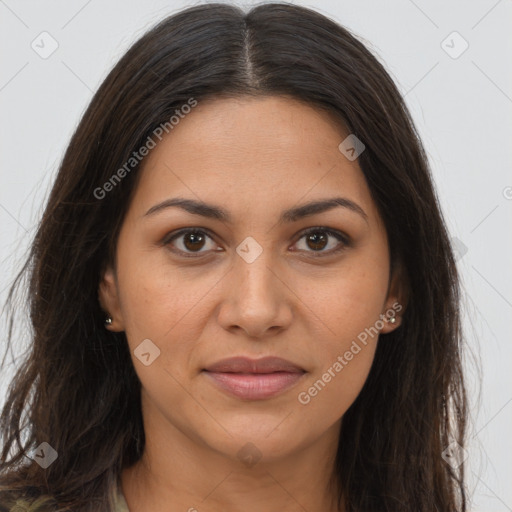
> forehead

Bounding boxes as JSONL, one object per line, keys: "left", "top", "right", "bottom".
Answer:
{"left": 148, "top": 95, "right": 350, "bottom": 164}
{"left": 129, "top": 96, "right": 377, "bottom": 223}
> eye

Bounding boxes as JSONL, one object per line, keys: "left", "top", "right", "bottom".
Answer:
{"left": 163, "top": 227, "right": 350, "bottom": 258}
{"left": 163, "top": 228, "right": 220, "bottom": 257}
{"left": 292, "top": 227, "right": 350, "bottom": 257}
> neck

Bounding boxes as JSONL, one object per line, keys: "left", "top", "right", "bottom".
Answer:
{"left": 121, "top": 409, "right": 343, "bottom": 512}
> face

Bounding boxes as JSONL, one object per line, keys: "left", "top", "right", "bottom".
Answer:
{"left": 99, "top": 95, "right": 403, "bottom": 465}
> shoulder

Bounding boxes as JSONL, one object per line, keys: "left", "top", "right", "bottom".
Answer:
{"left": 0, "top": 482, "right": 128, "bottom": 511}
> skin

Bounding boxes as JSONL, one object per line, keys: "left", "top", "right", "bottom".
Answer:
{"left": 99, "top": 96, "right": 405, "bottom": 512}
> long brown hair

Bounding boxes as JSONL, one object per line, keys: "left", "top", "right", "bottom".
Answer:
{"left": 0, "top": 3, "right": 467, "bottom": 510}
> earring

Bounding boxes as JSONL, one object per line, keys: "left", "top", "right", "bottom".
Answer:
{"left": 105, "top": 315, "right": 113, "bottom": 326}
{"left": 385, "top": 315, "right": 397, "bottom": 324}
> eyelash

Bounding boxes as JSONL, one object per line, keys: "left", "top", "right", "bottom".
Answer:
{"left": 162, "top": 226, "right": 350, "bottom": 259}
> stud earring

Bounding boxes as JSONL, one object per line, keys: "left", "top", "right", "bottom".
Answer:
{"left": 389, "top": 316, "right": 396, "bottom": 324}
{"left": 105, "top": 315, "right": 113, "bottom": 326}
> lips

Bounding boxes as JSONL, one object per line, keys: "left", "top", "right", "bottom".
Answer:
{"left": 203, "top": 356, "right": 305, "bottom": 374}
{"left": 202, "top": 356, "right": 306, "bottom": 400}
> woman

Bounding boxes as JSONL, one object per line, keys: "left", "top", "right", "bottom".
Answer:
{"left": 0, "top": 2, "right": 467, "bottom": 511}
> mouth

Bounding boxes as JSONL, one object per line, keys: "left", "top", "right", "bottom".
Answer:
{"left": 202, "top": 356, "right": 306, "bottom": 400}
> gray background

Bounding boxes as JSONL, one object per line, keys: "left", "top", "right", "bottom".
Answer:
{"left": 1, "top": 1, "right": 511, "bottom": 510}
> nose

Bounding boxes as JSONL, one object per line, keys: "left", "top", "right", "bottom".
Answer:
{"left": 216, "top": 247, "right": 293, "bottom": 339}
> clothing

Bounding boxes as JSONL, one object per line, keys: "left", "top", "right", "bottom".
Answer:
{"left": 1, "top": 484, "right": 130, "bottom": 511}
{"left": 1, "top": 495, "right": 57, "bottom": 511}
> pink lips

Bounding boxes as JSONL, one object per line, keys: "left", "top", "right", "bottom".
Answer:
{"left": 202, "top": 356, "right": 306, "bottom": 400}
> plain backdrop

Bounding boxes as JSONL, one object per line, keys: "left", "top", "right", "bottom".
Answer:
{"left": 1, "top": 1, "right": 511, "bottom": 510}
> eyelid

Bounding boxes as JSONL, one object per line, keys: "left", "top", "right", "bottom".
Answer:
{"left": 162, "top": 226, "right": 351, "bottom": 257}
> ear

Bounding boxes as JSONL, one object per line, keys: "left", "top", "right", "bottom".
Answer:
{"left": 379, "top": 260, "right": 408, "bottom": 335}
{"left": 98, "top": 264, "right": 125, "bottom": 332}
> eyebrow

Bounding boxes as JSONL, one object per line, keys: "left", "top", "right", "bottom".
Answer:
{"left": 143, "top": 196, "right": 368, "bottom": 224}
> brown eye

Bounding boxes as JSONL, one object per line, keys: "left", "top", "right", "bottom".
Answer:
{"left": 182, "top": 231, "right": 206, "bottom": 251}
{"left": 305, "top": 231, "right": 328, "bottom": 251}
{"left": 294, "top": 228, "right": 349, "bottom": 256}
{"left": 163, "top": 226, "right": 349, "bottom": 259}
{"left": 164, "top": 229, "right": 218, "bottom": 256}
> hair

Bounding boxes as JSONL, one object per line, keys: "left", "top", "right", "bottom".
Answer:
{"left": 0, "top": 2, "right": 467, "bottom": 511}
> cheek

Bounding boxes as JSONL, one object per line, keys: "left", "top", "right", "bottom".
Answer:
{"left": 296, "top": 292, "right": 381, "bottom": 421}
{"left": 296, "top": 347, "right": 377, "bottom": 425}
{"left": 115, "top": 242, "right": 216, "bottom": 342}
{"left": 293, "top": 258, "right": 387, "bottom": 415}
{"left": 303, "top": 258, "right": 389, "bottom": 341}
